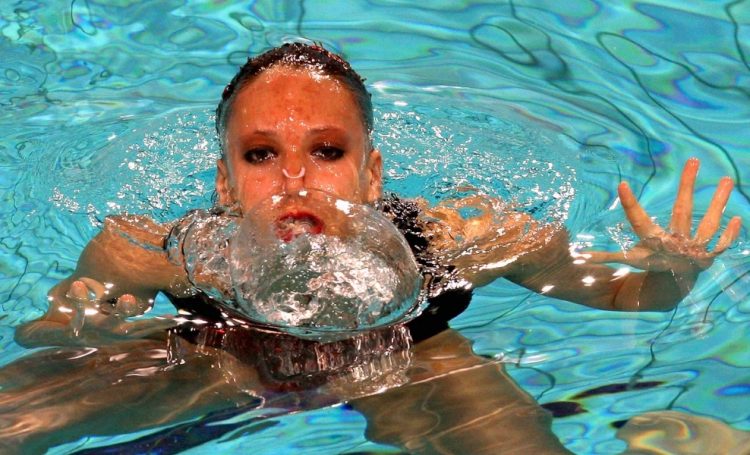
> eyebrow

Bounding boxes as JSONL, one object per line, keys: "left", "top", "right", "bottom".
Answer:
{"left": 237, "top": 130, "right": 274, "bottom": 139}
{"left": 235, "top": 126, "right": 351, "bottom": 141}
{"left": 308, "top": 126, "right": 350, "bottom": 136}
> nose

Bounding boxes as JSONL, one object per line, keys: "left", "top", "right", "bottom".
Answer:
{"left": 282, "top": 167, "right": 305, "bottom": 179}
{"left": 281, "top": 153, "right": 306, "bottom": 193}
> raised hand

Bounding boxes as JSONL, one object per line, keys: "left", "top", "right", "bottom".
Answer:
{"left": 589, "top": 158, "right": 742, "bottom": 276}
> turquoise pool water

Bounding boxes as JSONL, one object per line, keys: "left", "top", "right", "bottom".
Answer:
{"left": 1, "top": 1, "right": 749, "bottom": 453}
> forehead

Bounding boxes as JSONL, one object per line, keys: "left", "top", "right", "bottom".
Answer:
{"left": 228, "top": 66, "right": 362, "bottom": 127}
{"left": 247, "top": 65, "right": 344, "bottom": 95}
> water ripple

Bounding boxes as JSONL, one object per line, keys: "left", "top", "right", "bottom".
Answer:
{"left": 1, "top": 1, "right": 749, "bottom": 452}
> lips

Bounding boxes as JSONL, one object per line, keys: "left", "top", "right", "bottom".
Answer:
{"left": 275, "top": 210, "right": 325, "bottom": 241}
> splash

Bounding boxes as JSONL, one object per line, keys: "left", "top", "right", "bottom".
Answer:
{"left": 169, "top": 190, "right": 424, "bottom": 340}
{"left": 229, "top": 190, "right": 424, "bottom": 339}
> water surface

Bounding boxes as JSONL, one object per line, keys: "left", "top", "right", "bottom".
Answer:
{"left": 1, "top": 1, "right": 749, "bottom": 453}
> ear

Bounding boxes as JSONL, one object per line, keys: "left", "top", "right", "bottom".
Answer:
{"left": 215, "top": 158, "right": 234, "bottom": 206}
{"left": 365, "top": 149, "right": 383, "bottom": 203}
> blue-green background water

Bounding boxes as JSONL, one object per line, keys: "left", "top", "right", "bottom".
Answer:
{"left": 1, "top": 1, "right": 749, "bottom": 453}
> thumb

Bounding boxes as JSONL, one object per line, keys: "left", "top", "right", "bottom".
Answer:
{"left": 114, "top": 294, "right": 153, "bottom": 318}
{"left": 65, "top": 280, "right": 90, "bottom": 336}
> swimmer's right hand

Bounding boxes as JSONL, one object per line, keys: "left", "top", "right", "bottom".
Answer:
{"left": 15, "top": 277, "right": 176, "bottom": 348}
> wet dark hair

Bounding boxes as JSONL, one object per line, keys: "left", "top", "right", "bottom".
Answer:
{"left": 215, "top": 43, "right": 373, "bottom": 153}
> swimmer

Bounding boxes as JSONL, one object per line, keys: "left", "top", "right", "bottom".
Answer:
{"left": 9, "top": 43, "right": 743, "bottom": 453}
{"left": 16, "top": 43, "right": 742, "bottom": 344}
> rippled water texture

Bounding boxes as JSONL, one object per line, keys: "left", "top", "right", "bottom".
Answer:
{"left": 1, "top": 1, "right": 749, "bottom": 454}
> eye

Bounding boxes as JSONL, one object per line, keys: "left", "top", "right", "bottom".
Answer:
{"left": 243, "top": 147, "right": 276, "bottom": 164}
{"left": 312, "top": 146, "right": 345, "bottom": 161}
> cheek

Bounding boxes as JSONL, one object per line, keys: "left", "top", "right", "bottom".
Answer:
{"left": 309, "top": 161, "right": 364, "bottom": 196}
{"left": 233, "top": 168, "right": 282, "bottom": 207}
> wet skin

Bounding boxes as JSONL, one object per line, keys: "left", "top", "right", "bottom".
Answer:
{"left": 0, "top": 329, "right": 571, "bottom": 454}
{"left": 10, "top": 65, "right": 743, "bottom": 453}
{"left": 16, "top": 67, "right": 743, "bottom": 346}
{"left": 5, "top": 66, "right": 572, "bottom": 454}
{"left": 215, "top": 65, "right": 382, "bottom": 213}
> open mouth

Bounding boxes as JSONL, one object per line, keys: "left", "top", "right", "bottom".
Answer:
{"left": 275, "top": 211, "right": 325, "bottom": 241}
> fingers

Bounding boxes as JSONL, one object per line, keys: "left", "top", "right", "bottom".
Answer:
{"left": 115, "top": 294, "right": 151, "bottom": 318}
{"left": 713, "top": 216, "right": 742, "bottom": 254}
{"left": 619, "top": 182, "right": 663, "bottom": 239}
{"left": 695, "top": 176, "right": 734, "bottom": 243}
{"left": 67, "top": 277, "right": 107, "bottom": 302}
{"left": 65, "top": 281, "right": 89, "bottom": 336}
{"left": 78, "top": 277, "right": 106, "bottom": 300}
{"left": 669, "top": 157, "right": 699, "bottom": 236}
{"left": 67, "top": 280, "right": 90, "bottom": 301}
{"left": 67, "top": 279, "right": 150, "bottom": 319}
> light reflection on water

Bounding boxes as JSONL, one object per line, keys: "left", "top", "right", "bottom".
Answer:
{"left": 1, "top": 1, "right": 749, "bottom": 453}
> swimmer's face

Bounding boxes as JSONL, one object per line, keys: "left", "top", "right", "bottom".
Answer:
{"left": 216, "top": 65, "right": 382, "bottom": 213}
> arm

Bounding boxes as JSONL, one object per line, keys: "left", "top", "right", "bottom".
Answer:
{"left": 503, "top": 229, "right": 695, "bottom": 312}
{"left": 15, "top": 215, "right": 191, "bottom": 347}
{"left": 509, "top": 159, "right": 740, "bottom": 311}
{"left": 424, "top": 159, "right": 741, "bottom": 311}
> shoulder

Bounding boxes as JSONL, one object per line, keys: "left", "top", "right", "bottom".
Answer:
{"left": 414, "top": 196, "right": 562, "bottom": 283}
{"left": 79, "top": 213, "right": 190, "bottom": 293}
{"left": 100, "top": 214, "right": 173, "bottom": 248}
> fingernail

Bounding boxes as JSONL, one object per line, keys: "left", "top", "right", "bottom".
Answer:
{"left": 118, "top": 294, "right": 136, "bottom": 305}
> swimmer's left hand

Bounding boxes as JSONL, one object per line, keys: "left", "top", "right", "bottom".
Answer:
{"left": 15, "top": 278, "right": 176, "bottom": 348}
{"left": 587, "top": 158, "right": 742, "bottom": 275}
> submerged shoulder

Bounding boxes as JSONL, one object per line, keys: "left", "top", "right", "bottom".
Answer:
{"left": 100, "top": 214, "right": 173, "bottom": 248}
{"left": 79, "top": 214, "right": 187, "bottom": 292}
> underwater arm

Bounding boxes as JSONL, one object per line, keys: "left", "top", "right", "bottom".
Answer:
{"left": 15, "top": 215, "right": 189, "bottom": 347}
{"left": 503, "top": 229, "right": 688, "bottom": 311}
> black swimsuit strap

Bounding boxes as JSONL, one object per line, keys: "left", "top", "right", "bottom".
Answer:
{"left": 377, "top": 193, "right": 472, "bottom": 341}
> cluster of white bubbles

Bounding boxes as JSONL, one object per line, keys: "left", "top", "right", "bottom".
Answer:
{"left": 217, "top": 190, "right": 424, "bottom": 340}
